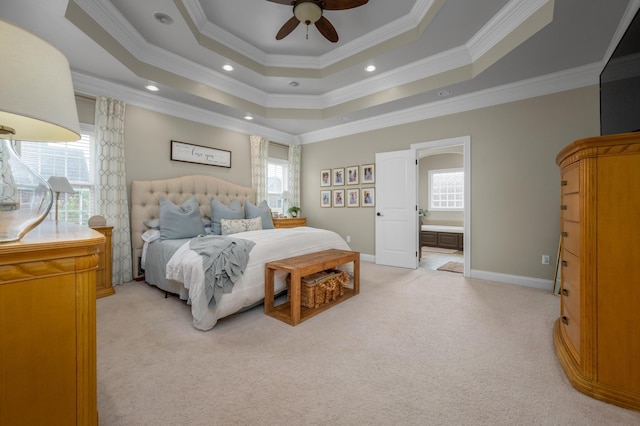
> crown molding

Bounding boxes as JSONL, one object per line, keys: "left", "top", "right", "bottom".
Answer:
{"left": 72, "top": 60, "right": 601, "bottom": 147}
{"left": 296, "top": 61, "right": 602, "bottom": 144}
{"left": 71, "top": 72, "right": 297, "bottom": 145}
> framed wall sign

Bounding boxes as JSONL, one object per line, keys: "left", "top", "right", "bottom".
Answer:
{"left": 170, "top": 140, "right": 231, "bottom": 168}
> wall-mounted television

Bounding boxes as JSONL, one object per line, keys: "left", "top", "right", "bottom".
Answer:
{"left": 600, "top": 8, "right": 640, "bottom": 135}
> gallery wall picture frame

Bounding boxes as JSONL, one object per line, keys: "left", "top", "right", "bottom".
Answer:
{"left": 332, "top": 168, "right": 345, "bottom": 186}
{"left": 361, "top": 164, "right": 375, "bottom": 183}
{"left": 333, "top": 189, "right": 345, "bottom": 207}
{"left": 170, "top": 140, "right": 231, "bottom": 168}
{"left": 346, "top": 165, "right": 359, "bottom": 185}
{"left": 320, "top": 190, "right": 332, "bottom": 207}
{"left": 320, "top": 169, "right": 331, "bottom": 187}
{"left": 361, "top": 187, "right": 375, "bottom": 207}
{"left": 346, "top": 188, "right": 360, "bottom": 207}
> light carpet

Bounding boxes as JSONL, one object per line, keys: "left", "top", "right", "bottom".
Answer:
{"left": 96, "top": 262, "right": 640, "bottom": 425}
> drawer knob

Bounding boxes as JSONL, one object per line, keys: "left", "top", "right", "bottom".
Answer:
{"left": 561, "top": 180, "right": 568, "bottom": 186}
{"left": 560, "top": 205, "right": 568, "bottom": 210}
{"left": 561, "top": 288, "right": 569, "bottom": 296}
{"left": 561, "top": 316, "right": 569, "bottom": 325}
{"left": 561, "top": 260, "right": 568, "bottom": 267}
{"left": 562, "top": 232, "right": 568, "bottom": 237}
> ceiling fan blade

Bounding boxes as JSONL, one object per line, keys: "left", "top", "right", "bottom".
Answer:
{"left": 276, "top": 16, "right": 301, "bottom": 40}
{"left": 315, "top": 16, "right": 338, "bottom": 42}
{"left": 323, "top": 0, "right": 368, "bottom": 10}
{"left": 266, "top": 0, "right": 294, "bottom": 5}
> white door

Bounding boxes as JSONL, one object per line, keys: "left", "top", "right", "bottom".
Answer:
{"left": 375, "top": 150, "right": 417, "bottom": 268}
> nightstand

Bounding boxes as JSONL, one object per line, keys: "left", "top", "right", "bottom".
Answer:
{"left": 91, "top": 225, "right": 115, "bottom": 298}
{"left": 272, "top": 217, "right": 307, "bottom": 228}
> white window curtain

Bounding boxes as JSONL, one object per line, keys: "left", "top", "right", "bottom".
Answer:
{"left": 250, "top": 135, "right": 269, "bottom": 202}
{"left": 288, "top": 144, "right": 301, "bottom": 208}
{"left": 95, "top": 96, "right": 133, "bottom": 285}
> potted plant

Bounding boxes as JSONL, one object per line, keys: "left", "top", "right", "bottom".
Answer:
{"left": 287, "top": 206, "right": 301, "bottom": 218}
{"left": 419, "top": 208, "right": 429, "bottom": 224}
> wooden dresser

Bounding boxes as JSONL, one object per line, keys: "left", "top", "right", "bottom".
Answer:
{"left": 0, "top": 221, "right": 102, "bottom": 425}
{"left": 553, "top": 132, "right": 640, "bottom": 411}
{"left": 272, "top": 217, "right": 306, "bottom": 228}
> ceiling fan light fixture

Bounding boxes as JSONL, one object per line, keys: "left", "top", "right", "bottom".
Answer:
{"left": 294, "top": 2, "right": 323, "bottom": 25}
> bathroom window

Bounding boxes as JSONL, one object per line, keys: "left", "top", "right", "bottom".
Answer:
{"left": 429, "top": 168, "right": 464, "bottom": 211}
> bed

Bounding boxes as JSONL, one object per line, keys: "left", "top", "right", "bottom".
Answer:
{"left": 130, "top": 175, "right": 352, "bottom": 330}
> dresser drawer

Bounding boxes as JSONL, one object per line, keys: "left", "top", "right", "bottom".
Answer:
{"left": 562, "top": 193, "right": 580, "bottom": 222}
{"left": 562, "top": 220, "right": 580, "bottom": 257}
{"left": 561, "top": 164, "right": 580, "bottom": 194}
{"left": 561, "top": 250, "right": 581, "bottom": 319}
{"left": 561, "top": 305, "right": 581, "bottom": 360}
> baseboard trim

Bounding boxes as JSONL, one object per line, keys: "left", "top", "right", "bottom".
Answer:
{"left": 365, "top": 255, "right": 553, "bottom": 291}
{"left": 470, "top": 269, "right": 553, "bottom": 291}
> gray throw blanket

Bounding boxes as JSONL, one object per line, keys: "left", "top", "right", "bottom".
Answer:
{"left": 189, "top": 235, "right": 256, "bottom": 305}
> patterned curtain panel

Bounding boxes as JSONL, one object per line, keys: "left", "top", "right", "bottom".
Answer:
{"left": 288, "top": 144, "right": 301, "bottom": 208}
{"left": 95, "top": 96, "right": 133, "bottom": 285}
{"left": 249, "top": 135, "right": 269, "bottom": 202}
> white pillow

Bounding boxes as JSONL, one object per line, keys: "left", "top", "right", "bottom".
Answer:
{"left": 220, "top": 217, "right": 262, "bottom": 235}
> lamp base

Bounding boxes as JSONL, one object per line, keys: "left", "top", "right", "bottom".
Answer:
{"left": 0, "top": 138, "right": 53, "bottom": 242}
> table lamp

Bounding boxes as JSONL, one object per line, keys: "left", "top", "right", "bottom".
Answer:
{"left": 282, "top": 190, "right": 291, "bottom": 217}
{"left": 47, "top": 176, "right": 76, "bottom": 222}
{"left": 0, "top": 19, "right": 81, "bottom": 242}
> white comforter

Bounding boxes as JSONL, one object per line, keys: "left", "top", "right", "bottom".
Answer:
{"left": 166, "top": 227, "right": 352, "bottom": 330}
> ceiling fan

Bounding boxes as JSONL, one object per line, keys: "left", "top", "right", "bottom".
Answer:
{"left": 268, "top": 0, "right": 369, "bottom": 43}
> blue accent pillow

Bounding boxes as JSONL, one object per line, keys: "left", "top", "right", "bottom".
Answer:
{"left": 245, "top": 200, "right": 274, "bottom": 229}
{"left": 210, "top": 198, "right": 244, "bottom": 235}
{"left": 159, "top": 196, "right": 205, "bottom": 240}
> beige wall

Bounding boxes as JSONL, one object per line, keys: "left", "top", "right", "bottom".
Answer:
{"left": 77, "top": 85, "right": 599, "bottom": 281}
{"left": 123, "top": 106, "right": 253, "bottom": 188}
{"left": 301, "top": 85, "right": 600, "bottom": 279}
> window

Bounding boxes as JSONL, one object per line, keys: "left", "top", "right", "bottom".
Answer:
{"left": 18, "top": 124, "right": 95, "bottom": 225}
{"left": 429, "top": 168, "right": 464, "bottom": 211}
{"left": 266, "top": 158, "right": 289, "bottom": 215}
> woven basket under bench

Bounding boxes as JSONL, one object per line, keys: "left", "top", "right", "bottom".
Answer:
{"left": 287, "top": 269, "right": 350, "bottom": 309}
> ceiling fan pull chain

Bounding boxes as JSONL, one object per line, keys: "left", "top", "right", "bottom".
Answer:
{"left": 306, "top": 25, "right": 309, "bottom": 39}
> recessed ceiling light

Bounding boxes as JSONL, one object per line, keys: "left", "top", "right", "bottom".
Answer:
{"left": 438, "top": 89, "right": 453, "bottom": 97}
{"left": 222, "top": 64, "right": 234, "bottom": 72}
{"left": 244, "top": 115, "right": 253, "bottom": 120}
{"left": 365, "top": 65, "right": 376, "bottom": 72}
{"left": 153, "top": 12, "right": 174, "bottom": 25}
{"left": 145, "top": 84, "right": 159, "bottom": 92}
{"left": 289, "top": 81, "right": 300, "bottom": 87}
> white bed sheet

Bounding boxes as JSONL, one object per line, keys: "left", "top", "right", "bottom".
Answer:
{"left": 166, "top": 226, "right": 352, "bottom": 330}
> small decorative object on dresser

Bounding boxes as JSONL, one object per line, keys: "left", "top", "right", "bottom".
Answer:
{"left": 287, "top": 205, "right": 300, "bottom": 217}
{"left": 553, "top": 132, "right": 640, "bottom": 411}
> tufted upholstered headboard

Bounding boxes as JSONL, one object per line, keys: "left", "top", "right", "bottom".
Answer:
{"left": 130, "top": 175, "right": 256, "bottom": 279}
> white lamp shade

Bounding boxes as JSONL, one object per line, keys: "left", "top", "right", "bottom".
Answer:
{"left": 0, "top": 19, "right": 80, "bottom": 142}
{"left": 47, "top": 176, "right": 75, "bottom": 194}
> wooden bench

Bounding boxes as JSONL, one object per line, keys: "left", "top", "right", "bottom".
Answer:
{"left": 264, "top": 249, "right": 360, "bottom": 326}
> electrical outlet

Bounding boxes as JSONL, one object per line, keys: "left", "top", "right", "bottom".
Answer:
{"left": 346, "top": 236, "right": 351, "bottom": 243}
{"left": 542, "top": 255, "right": 550, "bottom": 265}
